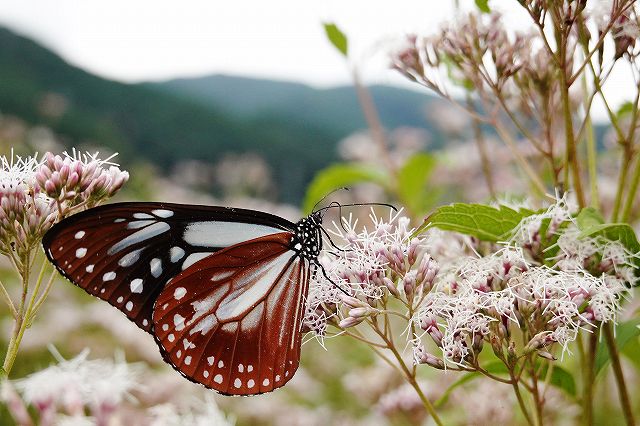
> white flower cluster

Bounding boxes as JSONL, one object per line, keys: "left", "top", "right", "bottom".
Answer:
{"left": 13, "top": 349, "right": 142, "bottom": 415}
{"left": 304, "top": 209, "right": 438, "bottom": 336}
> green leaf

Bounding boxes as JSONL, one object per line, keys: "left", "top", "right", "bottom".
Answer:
{"left": 595, "top": 318, "right": 640, "bottom": 375}
{"left": 417, "top": 203, "right": 533, "bottom": 241}
{"left": 548, "top": 366, "right": 577, "bottom": 397}
{"left": 302, "top": 163, "right": 388, "bottom": 213}
{"left": 616, "top": 101, "right": 634, "bottom": 119}
{"left": 578, "top": 222, "right": 640, "bottom": 270}
{"left": 323, "top": 23, "right": 348, "bottom": 57}
{"left": 397, "top": 153, "right": 438, "bottom": 215}
{"left": 576, "top": 207, "right": 605, "bottom": 230}
{"left": 475, "top": 0, "right": 491, "bottom": 13}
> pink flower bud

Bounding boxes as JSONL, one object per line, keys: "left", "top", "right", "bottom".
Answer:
{"left": 339, "top": 294, "right": 364, "bottom": 309}
{"left": 339, "top": 316, "right": 364, "bottom": 329}
{"left": 348, "top": 307, "right": 370, "bottom": 318}
{"left": 383, "top": 277, "right": 399, "bottom": 297}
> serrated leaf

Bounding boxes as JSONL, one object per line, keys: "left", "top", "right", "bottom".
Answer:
{"left": 397, "top": 153, "right": 438, "bottom": 215}
{"left": 475, "top": 0, "right": 491, "bottom": 13}
{"left": 323, "top": 23, "right": 348, "bottom": 57}
{"left": 595, "top": 318, "right": 640, "bottom": 375}
{"left": 417, "top": 203, "right": 533, "bottom": 241}
{"left": 302, "top": 163, "right": 388, "bottom": 213}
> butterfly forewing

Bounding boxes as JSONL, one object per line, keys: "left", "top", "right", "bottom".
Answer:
{"left": 42, "top": 202, "right": 293, "bottom": 332}
{"left": 152, "top": 232, "right": 310, "bottom": 395}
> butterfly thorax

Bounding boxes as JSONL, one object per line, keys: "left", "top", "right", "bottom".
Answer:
{"left": 291, "top": 213, "right": 322, "bottom": 260}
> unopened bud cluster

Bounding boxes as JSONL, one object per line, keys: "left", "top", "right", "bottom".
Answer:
{"left": 0, "top": 151, "right": 128, "bottom": 259}
{"left": 36, "top": 151, "right": 129, "bottom": 206}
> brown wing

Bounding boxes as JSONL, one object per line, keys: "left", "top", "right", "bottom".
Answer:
{"left": 42, "top": 202, "right": 291, "bottom": 332}
{"left": 152, "top": 232, "right": 310, "bottom": 395}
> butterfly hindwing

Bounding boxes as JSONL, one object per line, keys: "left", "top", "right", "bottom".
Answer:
{"left": 42, "top": 202, "right": 294, "bottom": 332}
{"left": 152, "top": 232, "right": 310, "bottom": 395}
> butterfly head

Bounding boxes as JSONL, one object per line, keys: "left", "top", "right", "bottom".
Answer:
{"left": 291, "top": 212, "right": 323, "bottom": 260}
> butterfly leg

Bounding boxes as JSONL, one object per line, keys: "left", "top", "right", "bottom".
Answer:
{"left": 312, "top": 260, "right": 350, "bottom": 296}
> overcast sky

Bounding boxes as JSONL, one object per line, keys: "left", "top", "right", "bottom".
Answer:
{"left": 0, "top": 1, "right": 634, "bottom": 121}
{"left": 0, "top": 0, "right": 458, "bottom": 86}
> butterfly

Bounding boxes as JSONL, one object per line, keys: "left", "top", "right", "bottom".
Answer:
{"left": 42, "top": 202, "right": 330, "bottom": 395}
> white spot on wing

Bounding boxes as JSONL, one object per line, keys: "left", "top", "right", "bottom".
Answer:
{"left": 183, "top": 221, "right": 281, "bottom": 247}
{"left": 174, "top": 314, "right": 185, "bottom": 331}
{"left": 150, "top": 258, "right": 162, "bottom": 278}
{"left": 85, "top": 264, "right": 94, "bottom": 273}
{"left": 218, "top": 360, "right": 224, "bottom": 368}
{"left": 238, "top": 364, "right": 244, "bottom": 373}
{"left": 74, "top": 231, "right": 85, "bottom": 239}
{"left": 262, "top": 378, "right": 270, "bottom": 386}
{"left": 168, "top": 334, "right": 175, "bottom": 342}
{"left": 207, "top": 356, "right": 215, "bottom": 365}
{"left": 247, "top": 379, "right": 255, "bottom": 388}
{"left": 142, "top": 319, "right": 148, "bottom": 326}
{"left": 189, "top": 314, "right": 218, "bottom": 336}
{"left": 125, "top": 301, "right": 133, "bottom": 311}
{"left": 130, "top": 279, "right": 143, "bottom": 293}
{"left": 162, "top": 324, "right": 169, "bottom": 331}
{"left": 214, "top": 374, "right": 223, "bottom": 384}
{"left": 203, "top": 370, "right": 209, "bottom": 378}
{"left": 103, "top": 272, "right": 116, "bottom": 281}
{"left": 117, "top": 296, "right": 124, "bottom": 303}
{"left": 127, "top": 220, "right": 155, "bottom": 230}
{"left": 170, "top": 246, "right": 185, "bottom": 263}
{"left": 75, "top": 248, "right": 87, "bottom": 258}
{"left": 118, "top": 249, "right": 142, "bottom": 267}
{"left": 184, "top": 356, "right": 192, "bottom": 365}
{"left": 152, "top": 209, "right": 174, "bottom": 218}
{"left": 133, "top": 212, "right": 154, "bottom": 219}
{"left": 174, "top": 287, "right": 187, "bottom": 300}
{"left": 108, "top": 222, "right": 170, "bottom": 255}
{"left": 234, "top": 378, "right": 242, "bottom": 388}
{"left": 182, "top": 252, "right": 210, "bottom": 270}
{"left": 248, "top": 365, "right": 253, "bottom": 372}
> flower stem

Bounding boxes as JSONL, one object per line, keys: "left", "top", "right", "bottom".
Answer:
{"left": 370, "top": 322, "right": 443, "bottom": 425}
{"left": 467, "top": 94, "right": 496, "bottom": 199}
{"left": 2, "top": 254, "right": 52, "bottom": 376}
{"left": 603, "top": 323, "right": 635, "bottom": 426}
{"left": 582, "top": 330, "right": 599, "bottom": 426}
{"left": 510, "top": 375, "right": 535, "bottom": 426}
{"left": 558, "top": 30, "right": 586, "bottom": 208}
{"left": 621, "top": 158, "right": 640, "bottom": 222}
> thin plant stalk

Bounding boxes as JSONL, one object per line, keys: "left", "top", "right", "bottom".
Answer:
{"left": 603, "top": 323, "right": 635, "bottom": 426}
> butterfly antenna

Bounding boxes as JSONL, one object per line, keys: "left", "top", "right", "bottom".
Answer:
{"left": 316, "top": 201, "right": 397, "bottom": 214}
{"left": 311, "top": 187, "right": 350, "bottom": 213}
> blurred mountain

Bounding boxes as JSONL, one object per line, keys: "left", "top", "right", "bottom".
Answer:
{"left": 147, "top": 75, "right": 439, "bottom": 137}
{"left": 0, "top": 27, "right": 439, "bottom": 203}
